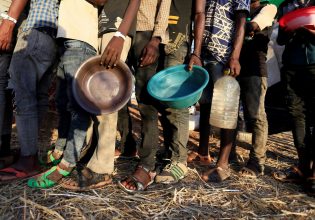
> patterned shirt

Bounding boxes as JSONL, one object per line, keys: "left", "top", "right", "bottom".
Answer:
{"left": 203, "top": 0, "right": 250, "bottom": 64}
{"left": 23, "top": 0, "right": 59, "bottom": 32}
{"left": 136, "top": 0, "right": 171, "bottom": 44}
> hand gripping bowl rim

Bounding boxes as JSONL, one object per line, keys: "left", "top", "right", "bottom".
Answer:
{"left": 147, "top": 64, "right": 209, "bottom": 102}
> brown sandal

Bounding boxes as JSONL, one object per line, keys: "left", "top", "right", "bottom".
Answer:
{"left": 118, "top": 166, "right": 156, "bottom": 194}
{"left": 273, "top": 166, "right": 304, "bottom": 183}
{"left": 239, "top": 167, "right": 261, "bottom": 178}
{"left": 61, "top": 166, "right": 112, "bottom": 191}
{"left": 202, "top": 166, "right": 231, "bottom": 182}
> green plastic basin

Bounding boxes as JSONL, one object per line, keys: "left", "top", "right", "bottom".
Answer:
{"left": 147, "top": 64, "right": 209, "bottom": 109}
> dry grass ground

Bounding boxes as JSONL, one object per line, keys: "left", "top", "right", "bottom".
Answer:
{"left": 0, "top": 103, "right": 314, "bottom": 219}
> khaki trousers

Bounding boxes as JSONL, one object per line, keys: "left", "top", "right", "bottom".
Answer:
{"left": 86, "top": 32, "right": 132, "bottom": 174}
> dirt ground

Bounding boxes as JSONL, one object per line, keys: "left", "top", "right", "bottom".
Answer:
{"left": 0, "top": 102, "right": 314, "bottom": 219}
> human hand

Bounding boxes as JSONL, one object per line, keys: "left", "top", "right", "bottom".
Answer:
{"left": 100, "top": 36, "right": 124, "bottom": 68}
{"left": 188, "top": 53, "right": 202, "bottom": 71}
{"left": 227, "top": 57, "right": 241, "bottom": 77}
{"left": 139, "top": 37, "right": 160, "bottom": 67}
{"left": 0, "top": 19, "right": 15, "bottom": 52}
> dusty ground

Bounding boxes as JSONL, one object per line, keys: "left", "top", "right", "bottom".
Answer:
{"left": 0, "top": 102, "right": 314, "bottom": 219}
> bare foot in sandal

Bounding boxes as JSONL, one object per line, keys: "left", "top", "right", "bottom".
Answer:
{"left": 61, "top": 165, "right": 112, "bottom": 191}
{"left": 118, "top": 166, "right": 156, "bottom": 193}
{"left": 239, "top": 164, "right": 264, "bottom": 178}
{"left": 27, "top": 162, "right": 73, "bottom": 188}
{"left": 47, "top": 149, "right": 63, "bottom": 165}
{"left": 202, "top": 166, "right": 231, "bottom": 182}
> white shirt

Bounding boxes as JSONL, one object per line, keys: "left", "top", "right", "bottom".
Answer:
{"left": 57, "top": 0, "right": 98, "bottom": 50}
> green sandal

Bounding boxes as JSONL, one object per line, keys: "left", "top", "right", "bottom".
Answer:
{"left": 47, "top": 150, "right": 62, "bottom": 165}
{"left": 27, "top": 165, "right": 71, "bottom": 189}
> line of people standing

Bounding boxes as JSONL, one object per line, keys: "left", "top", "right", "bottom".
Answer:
{"left": 0, "top": 0, "right": 314, "bottom": 196}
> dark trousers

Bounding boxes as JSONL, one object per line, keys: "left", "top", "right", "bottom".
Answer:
{"left": 132, "top": 31, "right": 160, "bottom": 170}
{"left": 0, "top": 53, "right": 13, "bottom": 153}
{"left": 281, "top": 64, "right": 315, "bottom": 176}
{"left": 117, "top": 101, "right": 137, "bottom": 153}
{"left": 132, "top": 32, "right": 189, "bottom": 170}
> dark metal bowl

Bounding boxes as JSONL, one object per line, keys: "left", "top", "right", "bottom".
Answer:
{"left": 72, "top": 55, "right": 133, "bottom": 115}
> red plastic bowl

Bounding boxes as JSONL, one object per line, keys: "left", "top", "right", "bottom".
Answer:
{"left": 279, "top": 6, "right": 315, "bottom": 31}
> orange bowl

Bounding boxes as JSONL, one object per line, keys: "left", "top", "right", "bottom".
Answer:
{"left": 72, "top": 55, "right": 133, "bottom": 115}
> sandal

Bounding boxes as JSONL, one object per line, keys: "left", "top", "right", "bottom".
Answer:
{"left": 239, "top": 166, "right": 263, "bottom": 178}
{"left": 47, "top": 150, "right": 63, "bottom": 165}
{"left": 155, "top": 162, "right": 188, "bottom": 184}
{"left": 0, "top": 166, "right": 41, "bottom": 183}
{"left": 187, "top": 151, "right": 213, "bottom": 166}
{"left": 118, "top": 166, "right": 156, "bottom": 194}
{"left": 202, "top": 166, "right": 231, "bottom": 183}
{"left": 27, "top": 165, "right": 72, "bottom": 188}
{"left": 61, "top": 166, "right": 112, "bottom": 191}
{"left": 273, "top": 166, "right": 304, "bottom": 183}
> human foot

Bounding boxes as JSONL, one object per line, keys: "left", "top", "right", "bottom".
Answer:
{"left": 27, "top": 162, "right": 72, "bottom": 188}
{"left": 187, "top": 151, "right": 213, "bottom": 165}
{"left": 118, "top": 166, "right": 156, "bottom": 193}
{"left": 61, "top": 165, "right": 112, "bottom": 191}
{"left": 47, "top": 149, "right": 63, "bottom": 165}
{"left": 202, "top": 165, "right": 231, "bottom": 182}
{"left": 0, "top": 155, "right": 41, "bottom": 182}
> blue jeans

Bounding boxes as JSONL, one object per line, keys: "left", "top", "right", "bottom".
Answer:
{"left": 0, "top": 14, "right": 27, "bottom": 149}
{"left": 57, "top": 40, "right": 96, "bottom": 166}
{"left": 9, "top": 29, "right": 57, "bottom": 156}
{"left": 160, "top": 43, "right": 190, "bottom": 164}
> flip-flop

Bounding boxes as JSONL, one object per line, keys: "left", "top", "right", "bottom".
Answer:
{"left": 0, "top": 167, "right": 41, "bottom": 184}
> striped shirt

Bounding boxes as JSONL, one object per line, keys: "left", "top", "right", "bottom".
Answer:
{"left": 23, "top": 0, "right": 59, "bottom": 32}
{"left": 136, "top": 0, "right": 171, "bottom": 44}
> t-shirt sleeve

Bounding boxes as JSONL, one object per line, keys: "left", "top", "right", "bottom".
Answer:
{"left": 233, "top": 0, "right": 250, "bottom": 12}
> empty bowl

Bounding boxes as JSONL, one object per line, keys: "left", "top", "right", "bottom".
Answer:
{"left": 147, "top": 64, "right": 209, "bottom": 109}
{"left": 73, "top": 55, "right": 133, "bottom": 115}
